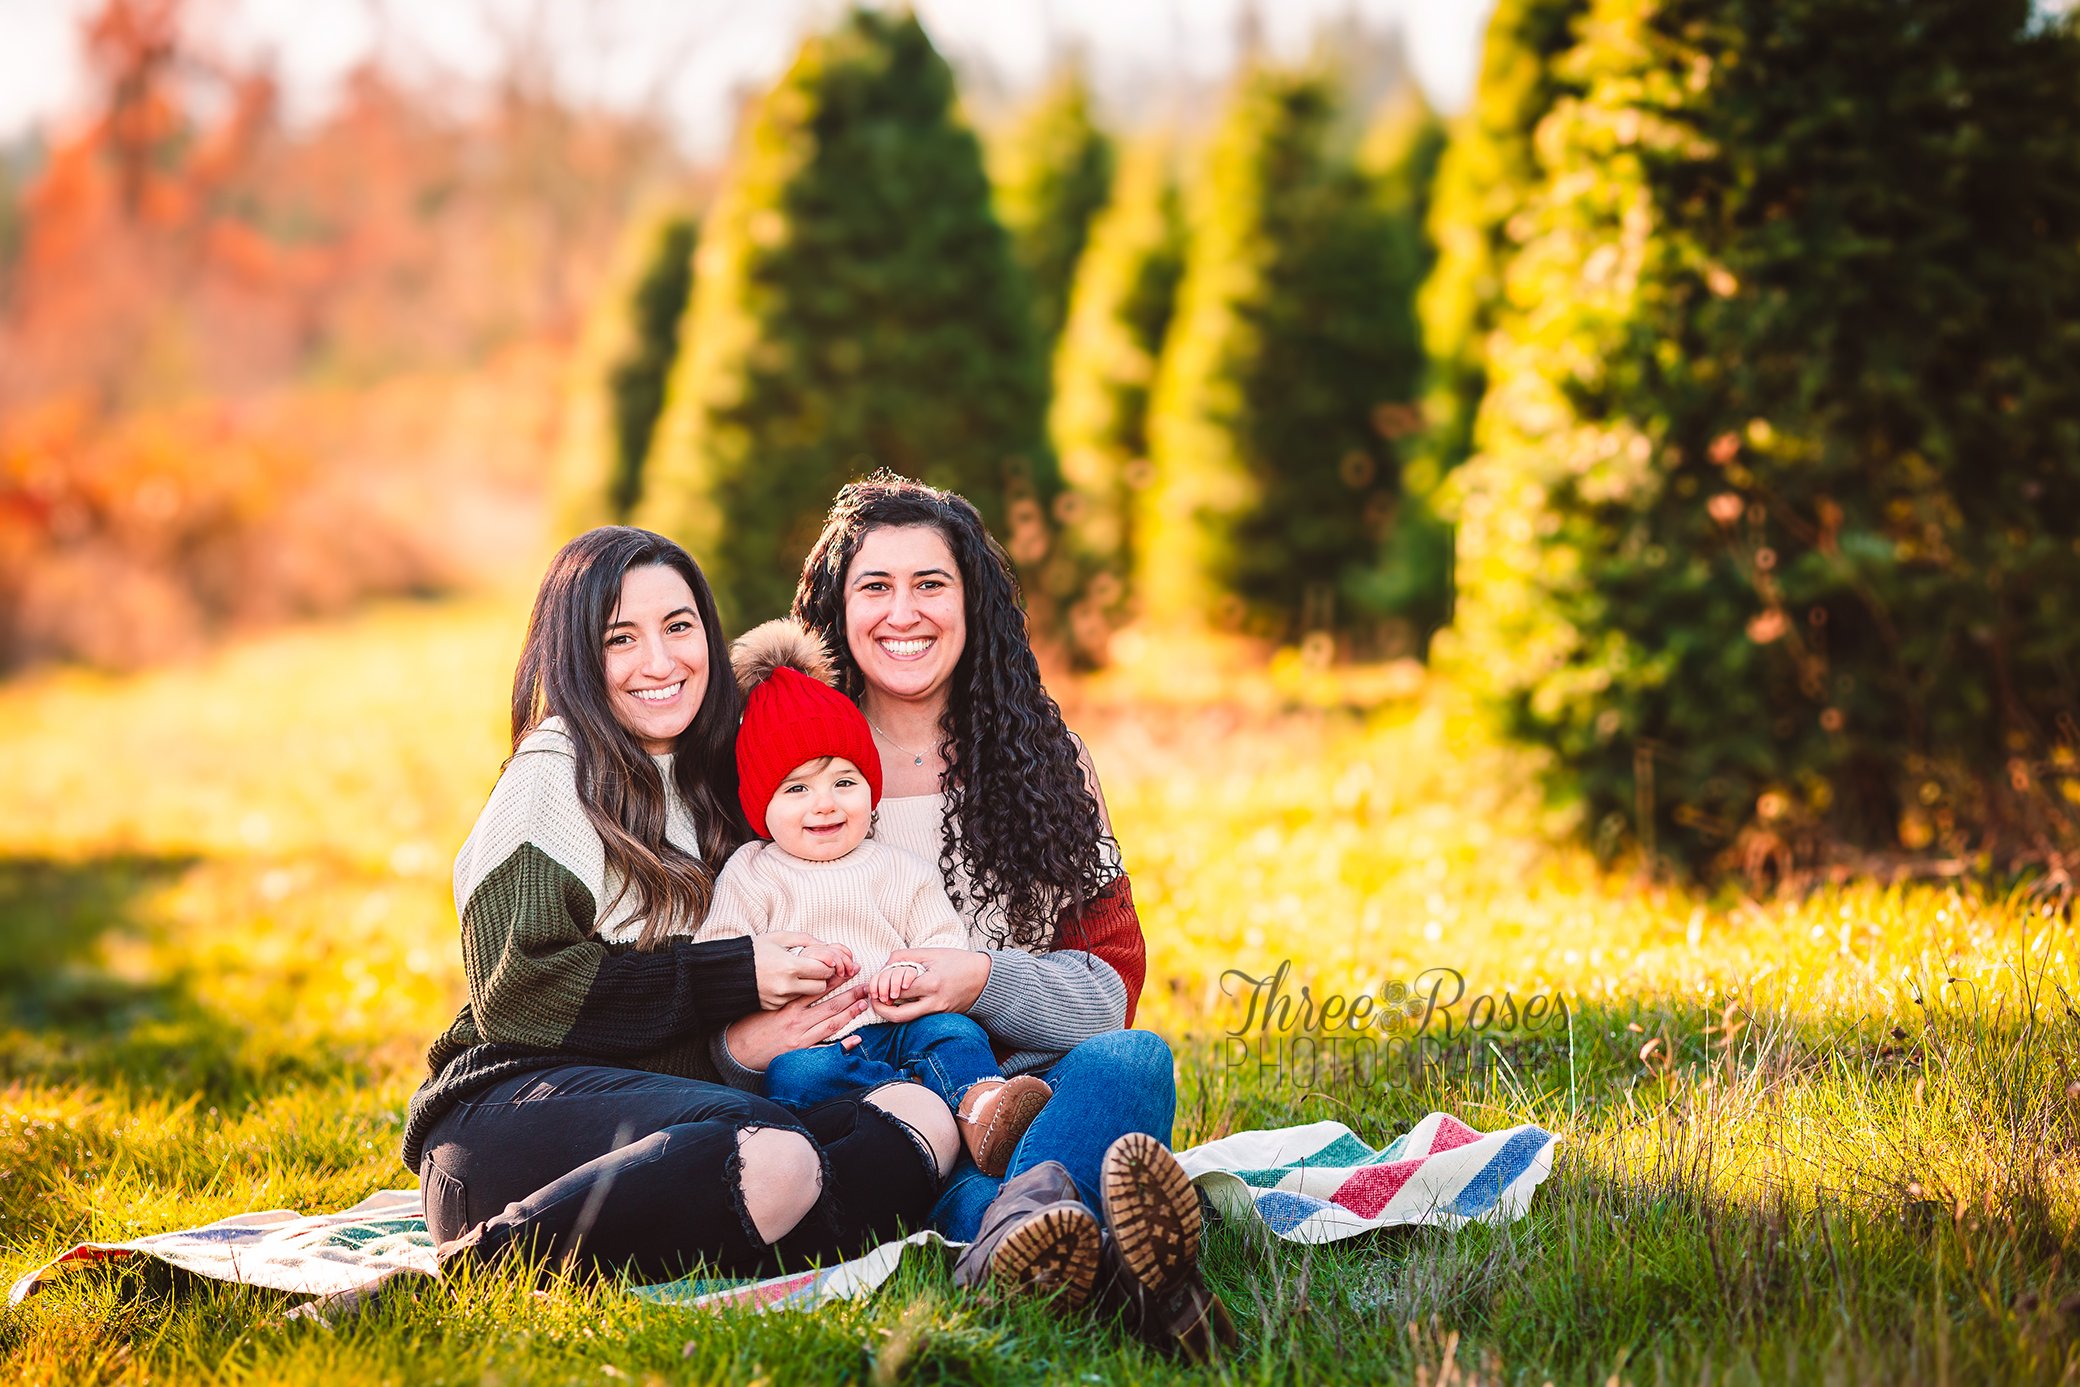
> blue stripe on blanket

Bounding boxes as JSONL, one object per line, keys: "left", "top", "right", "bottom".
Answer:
{"left": 1447, "top": 1128, "right": 1553, "bottom": 1217}
{"left": 1253, "top": 1190, "right": 1332, "bottom": 1235}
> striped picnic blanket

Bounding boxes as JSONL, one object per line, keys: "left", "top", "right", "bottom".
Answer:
{"left": 8, "top": 1114, "right": 1556, "bottom": 1315}
{"left": 1175, "top": 1114, "right": 1557, "bottom": 1240}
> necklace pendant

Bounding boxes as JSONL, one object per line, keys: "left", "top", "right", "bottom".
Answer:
{"left": 913, "top": 754, "right": 925, "bottom": 766}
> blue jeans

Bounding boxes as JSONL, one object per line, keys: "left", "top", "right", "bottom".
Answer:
{"left": 929, "top": 1028, "right": 1177, "bottom": 1240}
{"left": 765, "top": 1012, "right": 1002, "bottom": 1111}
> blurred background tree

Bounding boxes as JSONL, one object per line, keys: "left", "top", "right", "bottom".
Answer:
{"left": 553, "top": 206, "right": 699, "bottom": 535}
{"left": 0, "top": 0, "right": 673, "bottom": 669}
{"left": 1341, "top": 84, "right": 1446, "bottom": 653}
{"left": 991, "top": 68, "right": 1116, "bottom": 351}
{"left": 1443, "top": 0, "right": 2080, "bottom": 871}
{"left": 1138, "top": 66, "right": 1417, "bottom": 647}
{"left": 0, "top": 144, "right": 26, "bottom": 291}
{"left": 1044, "top": 135, "right": 1184, "bottom": 665}
{"left": 1384, "top": 0, "right": 1589, "bottom": 652}
{"left": 638, "top": 8, "right": 1050, "bottom": 629}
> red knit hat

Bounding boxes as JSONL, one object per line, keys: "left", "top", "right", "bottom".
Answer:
{"left": 730, "top": 619, "right": 883, "bottom": 838}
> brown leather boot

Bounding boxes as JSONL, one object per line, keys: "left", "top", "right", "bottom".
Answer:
{"left": 1092, "top": 1133, "right": 1239, "bottom": 1362}
{"left": 950, "top": 1159, "right": 1101, "bottom": 1310}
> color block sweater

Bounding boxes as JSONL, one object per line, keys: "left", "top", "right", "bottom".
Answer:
{"left": 400, "top": 718, "right": 760, "bottom": 1172}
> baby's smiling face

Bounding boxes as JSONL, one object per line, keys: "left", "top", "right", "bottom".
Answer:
{"left": 765, "top": 755, "right": 872, "bottom": 861}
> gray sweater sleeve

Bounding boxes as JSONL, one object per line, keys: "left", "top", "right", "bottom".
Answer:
{"left": 968, "top": 946, "right": 1127, "bottom": 1053}
{"left": 708, "top": 1027, "right": 766, "bottom": 1091}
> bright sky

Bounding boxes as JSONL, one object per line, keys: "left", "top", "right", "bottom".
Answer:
{"left": 0, "top": 0, "right": 1497, "bottom": 154}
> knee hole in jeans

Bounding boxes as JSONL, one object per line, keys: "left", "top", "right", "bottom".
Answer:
{"left": 860, "top": 1081, "right": 958, "bottom": 1179}
{"left": 734, "top": 1126, "right": 823, "bottom": 1245}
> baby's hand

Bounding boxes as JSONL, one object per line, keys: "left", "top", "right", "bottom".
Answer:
{"left": 871, "top": 962, "right": 922, "bottom": 1006}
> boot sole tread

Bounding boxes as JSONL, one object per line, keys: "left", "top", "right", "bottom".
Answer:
{"left": 1099, "top": 1132, "right": 1202, "bottom": 1292}
{"left": 987, "top": 1205, "right": 1101, "bottom": 1311}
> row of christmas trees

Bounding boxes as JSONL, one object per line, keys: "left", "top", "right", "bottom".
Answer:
{"left": 555, "top": 9, "right": 1441, "bottom": 661}
{"left": 557, "top": 1, "right": 2080, "bottom": 871}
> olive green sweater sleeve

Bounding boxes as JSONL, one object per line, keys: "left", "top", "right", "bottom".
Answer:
{"left": 444, "top": 720, "right": 758, "bottom": 1057}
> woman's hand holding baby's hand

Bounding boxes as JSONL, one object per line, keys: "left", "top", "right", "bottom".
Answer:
{"left": 752, "top": 932, "right": 857, "bottom": 1009}
{"left": 871, "top": 948, "right": 990, "bottom": 1021}
{"left": 870, "top": 962, "right": 924, "bottom": 1006}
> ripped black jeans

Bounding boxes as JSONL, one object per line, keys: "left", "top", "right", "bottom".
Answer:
{"left": 417, "top": 1065, "right": 940, "bottom": 1282}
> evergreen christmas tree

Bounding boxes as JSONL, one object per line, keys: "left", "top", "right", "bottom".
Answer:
{"left": 1447, "top": 0, "right": 2080, "bottom": 869}
{"left": 639, "top": 9, "right": 1050, "bottom": 627}
{"left": 1139, "top": 67, "right": 1413, "bottom": 644}
{"left": 991, "top": 69, "right": 1116, "bottom": 348}
{"left": 1393, "top": 0, "right": 1589, "bottom": 643}
{"left": 553, "top": 206, "right": 697, "bottom": 537}
{"left": 1045, "top": 136, "right": 1184, "bottom": 662}
{"left": 1346, "top": 85, "right": 1448, "bottom": 648}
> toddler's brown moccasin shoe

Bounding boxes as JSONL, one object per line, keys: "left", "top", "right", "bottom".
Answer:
{"left": 957, "top": 1074, "right": 1053, "bottom": 1178}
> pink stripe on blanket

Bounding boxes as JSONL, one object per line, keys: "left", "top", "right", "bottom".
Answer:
{"left": 1330, "top": 1157, "right": 1424, "bottom": 1218}
{"left": 1427, "top": 1116, "right": 1482, "bottom": 1153}
{"left": 694, "top": 1269, "right": 820, "bottom": 1310}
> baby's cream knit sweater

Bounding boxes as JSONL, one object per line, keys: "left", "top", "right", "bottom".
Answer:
{"left": 686, "top": 838, "right": 969, "bottom": 1022}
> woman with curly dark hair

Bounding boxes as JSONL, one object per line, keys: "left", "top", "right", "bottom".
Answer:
{"left": 711, "top": 474, "right": 1233, "bottom": 1360}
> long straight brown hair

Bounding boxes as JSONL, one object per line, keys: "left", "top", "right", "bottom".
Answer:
{"left": 511, "top": 526, "right": 747, "bottom": 947}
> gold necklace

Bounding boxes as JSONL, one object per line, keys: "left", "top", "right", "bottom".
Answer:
{"left": 868, "top": 718, "right": 934, "bottom": 768}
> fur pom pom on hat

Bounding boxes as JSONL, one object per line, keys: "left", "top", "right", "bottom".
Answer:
{"left": 730, "top": 619, "right": 882, "bottom": 838}
{"left": 730, "top": 618, "right": 839, "bottom": 695}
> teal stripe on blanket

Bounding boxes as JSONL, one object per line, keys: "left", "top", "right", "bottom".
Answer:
{"left": 1231, "top": 1131, "right": 1380, "bottom": 1185}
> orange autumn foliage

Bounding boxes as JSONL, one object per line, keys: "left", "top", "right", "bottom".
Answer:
{"left": 0, "top": 0, "right": 689, "bottom": 670}
{"left": 0, "top": 351, "right": 563, "bottom": 667}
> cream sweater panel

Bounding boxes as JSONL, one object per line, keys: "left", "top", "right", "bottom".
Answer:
{"left": 461, "top": 717, "right": 701, "bottom": 946}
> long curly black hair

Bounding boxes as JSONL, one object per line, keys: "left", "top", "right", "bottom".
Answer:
{"left": 793, "top": 472, "right": 1114, "bottom": 950}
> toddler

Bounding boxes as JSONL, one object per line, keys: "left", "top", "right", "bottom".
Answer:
{"left": 690, "top": 619, "right": 1050, "bottom": 1177}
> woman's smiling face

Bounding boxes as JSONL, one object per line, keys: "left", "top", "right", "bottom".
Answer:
{"left": 844, "top": 524, "right": 967, "bottom": 706}
{"left": 602, "top": 563, "right": 710, "bottom": 754}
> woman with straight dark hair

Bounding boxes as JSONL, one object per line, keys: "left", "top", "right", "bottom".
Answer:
{"left": 715, "top": 475, "right": 1232, "bottom": 1359}
{"left": 403, "top": 526, "right": 956, "bottom": 1282}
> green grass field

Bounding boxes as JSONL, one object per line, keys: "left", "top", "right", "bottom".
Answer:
{"left": 2, "top": 597, "right": 2076, "bottom": 1385}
